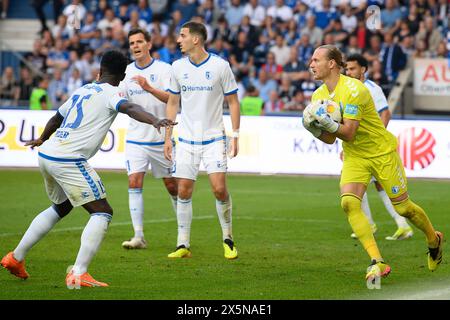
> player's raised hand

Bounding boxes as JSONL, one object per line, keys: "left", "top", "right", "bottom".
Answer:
{"left": 131, "top": 75, "right": 153, "bottom": 92}
{"left": 25, "top": 138, "right": 44, "bottom": 149}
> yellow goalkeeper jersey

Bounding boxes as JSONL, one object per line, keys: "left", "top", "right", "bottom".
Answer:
{"left": 311, "top": 74, "right": 397, "bottom": 158}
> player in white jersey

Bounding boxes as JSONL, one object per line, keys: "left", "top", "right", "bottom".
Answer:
{"left": 119, "top": 28, "right": 178, "bottom": 250}
{"left": 0, "top": 51, "right": 176, "bottom": 288}
{"left": 345, "top": 53, "right": 413, "bottom": 241}
{"left": 164, "top": 21, "right": 241, "bottom": 259}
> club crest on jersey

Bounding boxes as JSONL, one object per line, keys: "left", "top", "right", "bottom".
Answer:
{"left": 183, "top": 73, "right": 189, "bottom": 79}
{"left": 205, "top": 71, "right": 212, "bottom": 80}
{"left": 149, "top": 74, "right": 156, "bottom": 82}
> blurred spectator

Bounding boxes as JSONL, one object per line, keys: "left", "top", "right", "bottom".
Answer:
{"left": 324, "top": 20, "right": 348, "bottom": 50}
{"left": 136, "top": 0, "right": 153, "bottom": 24}
{"left": 345, "top": 35, "right": 362, "bottom": 56}
{"left": 261, "top": 51, "right": 283, "bottom": 81}
{"left": 314, "top": 0, "right": 338, "bottom": 30}
{"left": 230, "top": 31, "right": 254, "bottom": 79}
{"left": 80, "top": 49, "right": 100, "bottom": 83}
{"left": 363, "top": 34, "right": 382, "bottom": 63}
{"left": 369, "top": 60, "right": 389, "bottom": 94}
{"left": 340, "top": 6, "right": 357, "bottom": 34}
{"left": 51, "top": 14, "right": 71, "bottom": 41}
{"left": 278, "top": 75, "right": 296, "bottom": 106}
{"left": 284, "top": 89, "right": 306, "bottom": 112}
{"left": 198, "top": 0, "right": 220, "bottom": 25}
{"left": 175, "top": 0, "right": 198, "bottom": 25}
{"left": 158, "top": 37, "right": 182, "bottom": 64}
{"left": 293, "top": 1, "right": 312, "bottom": 32}
{"left": 253, "top": 33, "right": 271, "bottom": 68}
{"left": 93, "top": 0, "right": 110, "bottom": 22}
{"left": 240, "top": 85, "right": 264, "bottom": 116}
{"left": 415, "top": 17, "right": 443, "bottom": 54}
{"left": 267, "top": 0, "right": 293, "bottom": 22}
{"left": 46, "top": 38, "right": 70, "bottom": 75}
{"left": 301, "top": 16, "right": 323, "bottom": 47}
{"left": 436, "top": 0, "right": 448, "bottom": 28}
{"left": 406, "top": 4, "right": 420, "bottom": 35}
{"left": 89, "top": 29, "right": 105, "bottom": 54}
{"left": 236, "top": 15, "right": 259, "bottom": 49}
{"left": 79, "top": 12, "right": 98, "bottom": 45}
{"left": 16, "top": 68, "right": 35, "bottom": 105}
{"left": 208, "top": 37, "right": 230, "bottom": 60}
{"left": 63, "top": 0, "right": 87, "bottom": 30}
{"left": 264, "top": 90, "right": 284, "bottom": 113}
{"left": 149, "top": 0, "right": 169, "bottom": 15}
{"left": 297, "top": 33, "right": 314, "bottom": 64}
{"left": 169, "top": 10, "right": 183, "bottom": 36}
{"left": 47, "top": 67, "right": 67, "bottom": 109}
{"left": 67, "top": 68, "right": 83, "bottom": 96}
{"left": 0, "top": 66, "right": 18, "bottom": 106}
{"left": 435, "top": 40, "right": 448, "bottom": 58}
{"left": 31, "top": 0, "right": 64, "bottom": 33}
{"left": 269, "top": 34, "right": 290, "bottom": 66}
{"left": 394, "top": 20, "right": 412, "bottom": 44}
{"left": 124, "top": 10, "right": 148, "bottom": 34}
{"left": 381, "top": 0, "right": 403, "bottom": 33}
{"left": 299, "top": 74, "right": 318, "bottom": 104}
{"left": 400, "top": 35, "right": 415, "bottom": 61}
{"left": 41, "top": 30, "right": 55, "bottom": 49}
{"left": 97, "top": 8, "right": 123, "bottom": 37}
{"left": 24, "top": 39, "right": 48, "bottom": 75}
{"left": 243, "top": 0, "right": 266, "bottom": 28}
{"left": 283, "top": 46, "right": 309, "bottom": 87}
{"left": 147, "top": 15, "right": 170, "bottom": 37}
{"left": 29, "top": 76, "right": 51, "bottom": 110}
{"left": 380, "top": 32, "right": 407, "bottom": 82}
{"left": 285, "top": 20, "right": 300, "bottom": 46}
{"left": 413, "top": 39, "right": 432, "bottom": 58}
{"left": 1, "top": 0, "right": 9, "bottom": 19}
{"left": 251, "top": 69, "right": 277, "bottom": 103}
{"left": 66, "top": 33, "right": 87, "bottom": 58}
{"left": 117, "top": 4, "right": 130, "bottom": 24}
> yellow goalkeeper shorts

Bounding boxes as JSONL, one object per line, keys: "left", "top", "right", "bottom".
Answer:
{"left": 340, "top": 151, "right": 408, "bottom": 198}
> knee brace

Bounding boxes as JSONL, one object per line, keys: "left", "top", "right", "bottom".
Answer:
{"left": 341, "top": 193, "right": 362, "bottom": 214}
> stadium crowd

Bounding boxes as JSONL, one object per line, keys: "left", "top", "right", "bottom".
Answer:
{"left": 0, "top": 0, "right": 449, "bottom": 113}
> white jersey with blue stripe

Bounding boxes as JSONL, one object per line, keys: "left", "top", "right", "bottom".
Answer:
{"left": 169, "top": 53, "right": 238, "bottom": 142}
{"left": 39, "top": 82, "right": 127, "bottom": 160}
{"left": 119, "top": 59, "right": 171, "bottom": 144}
{"left": 364, "top": 79, "right": 389, "bottom": 114}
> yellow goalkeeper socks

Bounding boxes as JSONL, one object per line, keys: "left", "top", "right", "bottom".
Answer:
{"left": 393, "top": 198, "right": 438, "bottom": 247}
{"left": 341, "top": 193, "right": 382, "bottom": 261}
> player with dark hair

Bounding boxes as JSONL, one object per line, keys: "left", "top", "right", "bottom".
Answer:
{"left": 0, "top": 50, "right": 176, "bottom": 288}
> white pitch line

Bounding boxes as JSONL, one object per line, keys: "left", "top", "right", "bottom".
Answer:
{"left": 0, "top": 215, "right": 342, "bottom": 238}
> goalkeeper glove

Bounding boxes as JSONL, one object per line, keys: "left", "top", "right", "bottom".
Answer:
{"left": 313, "top": 112, "right": 340, "bottom": 133}
{"left": 302, "top": 113, "right": 322, "bottom": 138}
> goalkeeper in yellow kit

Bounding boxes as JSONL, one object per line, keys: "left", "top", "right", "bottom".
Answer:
{"left": 303, "top": 45, "right": 443, "bottom": 284}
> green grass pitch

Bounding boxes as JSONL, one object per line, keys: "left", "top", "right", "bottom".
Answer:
{"left": 0, "top": 169, "right": 449, "bottom": 300}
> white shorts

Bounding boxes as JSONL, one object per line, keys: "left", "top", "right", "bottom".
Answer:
{"left": 125, "top": 141, "right": 173, "bottom": 178}
{"left": 173, "top": 136, "right": 227, "bottom": 180}
{"left": 38, "top": 154, "right": 106, "bottom": 207}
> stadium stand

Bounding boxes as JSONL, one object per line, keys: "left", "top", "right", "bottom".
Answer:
{"left": 0, "top": 0, "right": 449, "bottom": 114}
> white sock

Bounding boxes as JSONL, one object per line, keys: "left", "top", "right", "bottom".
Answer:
{"left": 378, "top": 190, "right": 410, "bottom": 228}
{"left": 129, "top": 188, "right": 144, "bottom": 239}
{"left": 361, "top": 192, "right": 375, "bottom": 225}
{"left": 176, "top": 198, "right": 192, "bottom": 248}
{"left": 170, "top": 195, "right": 177, "bottom": 215}
{"left": 14, "top": 206, "right": 61, "bottom": 261}
{"left": 72, "top": 213, "right": 111, "bottom": 276}
{"left": 216, "top": 196, "right": 233, "bottom": 241}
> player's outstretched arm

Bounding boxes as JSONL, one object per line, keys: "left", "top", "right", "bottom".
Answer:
{"left": 226, "top": 93, "right": 241, "bottom": 158}
{"left": 25, "top": 112, "right": 64, "bottom": 148}
{"left": 118, "top": 101, "right": 177, "bottom": 133}
{"left": 164, "top": 93, "right": 180, "bottom": 161}
{"left": 131, "top": 75, "right": 169, "bottom": 103}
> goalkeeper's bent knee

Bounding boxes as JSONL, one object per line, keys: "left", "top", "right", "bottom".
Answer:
{"left": 341, "top": 193, "right": 362, "bottom": 214}
{"left": 392, "top": 198, "right": 415, "bottom": 219}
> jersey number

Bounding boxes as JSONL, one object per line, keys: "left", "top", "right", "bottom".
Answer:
{"left": 61, "top": 94, "right": 92, "bottom": 129}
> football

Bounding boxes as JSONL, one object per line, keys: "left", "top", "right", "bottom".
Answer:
{"left": 307, "top": 99, "right": 342, "bottom": 124}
